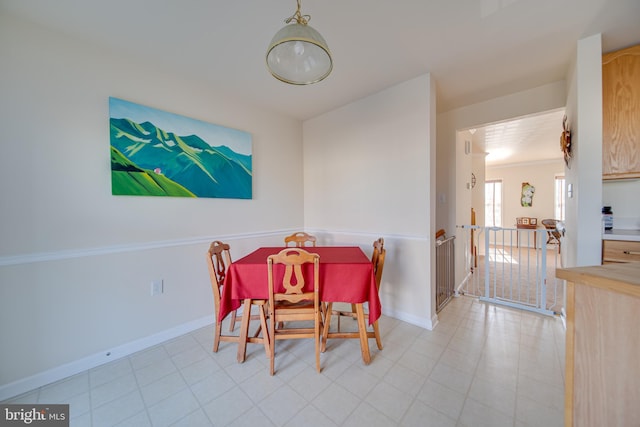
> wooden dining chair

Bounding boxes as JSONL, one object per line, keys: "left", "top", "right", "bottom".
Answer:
{"left": 206, "top": 241, "right": 269, "bottom": 361}
{"left": 284, "top": 231, "right": 317, "bottom": 247}
{"left": 322, "top": 237, "right": 386, "bottom": 351}
{"left": 267, "top": 248, "right": 323, "bottom": 375}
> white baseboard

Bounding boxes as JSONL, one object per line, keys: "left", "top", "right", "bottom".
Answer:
{"left": 383, "top": 308, "right": 435, "bottom": 330}
{"left": 0, "top": 316, "right": 213, "bottom": 402}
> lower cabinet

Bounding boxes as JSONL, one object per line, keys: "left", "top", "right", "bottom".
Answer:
{"left": 602, "top": 239, "right": 640, "bottom": 264}
{"left": 557, "top": 263, "right": 640, "bottom": 426}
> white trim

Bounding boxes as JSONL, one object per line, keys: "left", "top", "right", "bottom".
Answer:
{"left": 306, "top": 228, "right": 430, "bottom": 242}
{"left": 383, "top": 307, "right": 434, "bottom": 330}
{"left": 0, "top": 230, "right": 293, "bottom": 267}
{"left": 0, "top": 316, "right": 213, "bottom": 402}
{"left": 0, "top": 229, "right": 430, "bottom": 267}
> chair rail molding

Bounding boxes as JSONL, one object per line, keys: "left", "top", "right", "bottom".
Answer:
{"left": 0, "top": 230, "right": 297, "bottom": 267}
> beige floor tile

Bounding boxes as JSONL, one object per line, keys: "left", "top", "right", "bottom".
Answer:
{"left": 147, "top": 388, "right": 200, "bottom": 427}
{"left": 515, "top": 393, "right": 564, "bottom": 427}
{"left": 201, "top": 387, "right": 255, "bottom": 426}
{"left": 169, "top": 409, "right": 213, "bottom": 427}
{"left": 140, "top": 371, "right": 188, "bottom": 407}
{"left": 415, "top": 378, "right": 465, "bottom": 421}
{"left": 90, "top": 357, "right": 133, "bottom": 388}
{"left": 342, "top": 401, "right": 396, "bottom": 427}
{"left": 92, "top": 390, "right": 145, "bottom": 427}
{"left": 458, "top": 397, "right": 514, "bottom": 427}
{"left": 134, "top": 358, "right": 178, "bottom": 387}
{"left": 90, "top": 374, "right": 138, "bottom": 409}
{"left": 257, "top": 384, "right": 309, "bottom": 426}
{"left": 237, "top": 369, "right": 285, "bottom": 404}
{"left": 4, "top": 296, "right": 565, "bottom": 427}
{"left": 467, "top": 376, "right": 516, "bottom": 417}
{"left": 401, "top": 400, "right": 457, "bottom": 427}
{"left": 429, "top": 361, "right": 474, "bottom": 395}
{"left": 283, "top": 404, "right": 337, "bottom": 427}
{"left": 312, "top": 382, "right": 361, "bottom": 425}
{"left": 365, "top": 381, "right": 413, "bottom": 422}
{"left": 189, "top": 370, "right": 236, "bottom": 406}
{"left": 114, "top": 410, "right": 152, "bottom": 427}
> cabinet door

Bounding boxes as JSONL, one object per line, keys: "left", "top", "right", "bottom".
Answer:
{"left": 602, "top": 44, "right": 640, "bottom": 179}
{"left": 602, "top": 239, "right": 640, "bottom": 263}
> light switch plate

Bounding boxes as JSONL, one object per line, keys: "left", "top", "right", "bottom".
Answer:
{"left": 151, "top": 279, "right": 164, "bottom": 296}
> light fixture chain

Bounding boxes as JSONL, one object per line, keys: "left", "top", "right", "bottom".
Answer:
{"left": 285, "top": 0, "right": 310, "bottom": 25}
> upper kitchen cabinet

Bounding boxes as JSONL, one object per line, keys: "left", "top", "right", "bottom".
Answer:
{"left": 602, "top": 44, "right": 640, "bottom": 180}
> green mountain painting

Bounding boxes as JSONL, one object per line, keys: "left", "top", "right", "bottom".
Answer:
{"left": 109, "top": 97, "right": 252, "bottom": 199}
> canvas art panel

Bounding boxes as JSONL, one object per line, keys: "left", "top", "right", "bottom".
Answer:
{"left": 109, "top": 97, "right": 252, "bottom": 199}
{"left": 521, "top": 182, "right": 535, "bottom": 207}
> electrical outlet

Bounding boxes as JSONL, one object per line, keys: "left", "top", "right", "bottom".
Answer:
{"left": 151, "top": 279, "right": 164, "bottom": 296}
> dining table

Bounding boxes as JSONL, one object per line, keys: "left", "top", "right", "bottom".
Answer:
{"left": 218, "top": 246, "right": 382, "bottom": 364}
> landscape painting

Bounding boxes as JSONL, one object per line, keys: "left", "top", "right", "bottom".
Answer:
{"left": 109, "top": 97, "right": 252, "bottom": 199}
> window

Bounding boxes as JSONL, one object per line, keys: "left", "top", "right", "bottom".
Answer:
{"left": 555, "top": 175, "right": 565, "bottom": 221}
{"left": 485, "top": 179, "right": 502, "bottom": 227}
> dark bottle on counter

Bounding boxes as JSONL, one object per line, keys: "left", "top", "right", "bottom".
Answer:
{"left": 602, "top": 206, "right": 613, "bottom": 230}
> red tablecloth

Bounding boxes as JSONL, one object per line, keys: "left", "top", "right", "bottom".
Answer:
{"left": 218, "top": 246, "right": 381, "bottom": 325}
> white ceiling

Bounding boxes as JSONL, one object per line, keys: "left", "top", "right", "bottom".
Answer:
{"left": 473, "top": 109, "right": 567, "bottom": 166}
{"left": 2, "top": 0, "right": 639, "bottom": 164}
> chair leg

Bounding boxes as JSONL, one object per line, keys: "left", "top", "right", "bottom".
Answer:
{"left": 315, "top": 310, "right": 321, "bottom": 373}
{"left": 269, "top": 313, "right": 276, "bottom": 376}
{"left": 259, "top": 304, "right": 270, "bottom": 358}
{"left": 237, "top": 299, "right": 252, "bottom": 363}
{"left": 213, "top": 322, "right": 222, "bottom": 352}
{"left": 321, "top": 302, "right": 333, "bottom": 352}
{"left": 372, "top": 320, "right": 383, "bottom": 350}
{"left": 355, "top": 303, "right": 371, "bottom": 365}
{"left": 229, "top": 310, "right": 237, "bottom": 332}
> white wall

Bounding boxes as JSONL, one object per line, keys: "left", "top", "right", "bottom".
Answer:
{"left": 471, "top": 151, "right": 487, "bottom": 228}
{"left": 303, "top": 74, "right": 437, "bottom": 329}
{"left": 0, "top": 15, "right": 304, "bottom": 398}
{"left": 603, "top": 180, "right": 640, "bottom": 229}
{"left": 486, "top": 160, "right": 565, "bottom": 228}
{"left": 562, "top": 34, "right": 603, "bottom": 268}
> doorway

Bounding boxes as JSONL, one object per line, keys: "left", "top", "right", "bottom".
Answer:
{"left": 456, "top": 108, "right": 566, "bottom": 314}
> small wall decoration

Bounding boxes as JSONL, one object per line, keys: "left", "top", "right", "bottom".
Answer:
{"left": 109, "top": 97, "right": 252, "bottom": 199}
{"left": 521, "top": 182, "right": 535, "bottom": 207}
{"left": 560, "top": 114, "right": 572, "bottom": 168}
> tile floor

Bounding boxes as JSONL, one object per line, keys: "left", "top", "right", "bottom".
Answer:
{"left": 3, "top": 296, "right": 566, "bottom": 426}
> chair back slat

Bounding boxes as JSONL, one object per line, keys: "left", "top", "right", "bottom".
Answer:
{"left": 374, "top": 247, "right": 386, "bottom": 291}
{"left": 268, "top": 248, "right": 318, "bottom": 302}
{"left": 267, "top": 247, "right": 322, "bottom": 375}
{"left": 284, "top": 231, "right": 317, "bottom": 247}
{"left": 206, "top": 241, "right": 232, "bottom": 301}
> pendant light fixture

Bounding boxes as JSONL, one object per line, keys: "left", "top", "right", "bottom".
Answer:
{"left": 266, "top": 0, "right": 332, "bottom": 85}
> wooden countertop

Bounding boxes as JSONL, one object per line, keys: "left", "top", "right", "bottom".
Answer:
{"left": 556, "top": 262, "right": 640, "bottom": 298}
